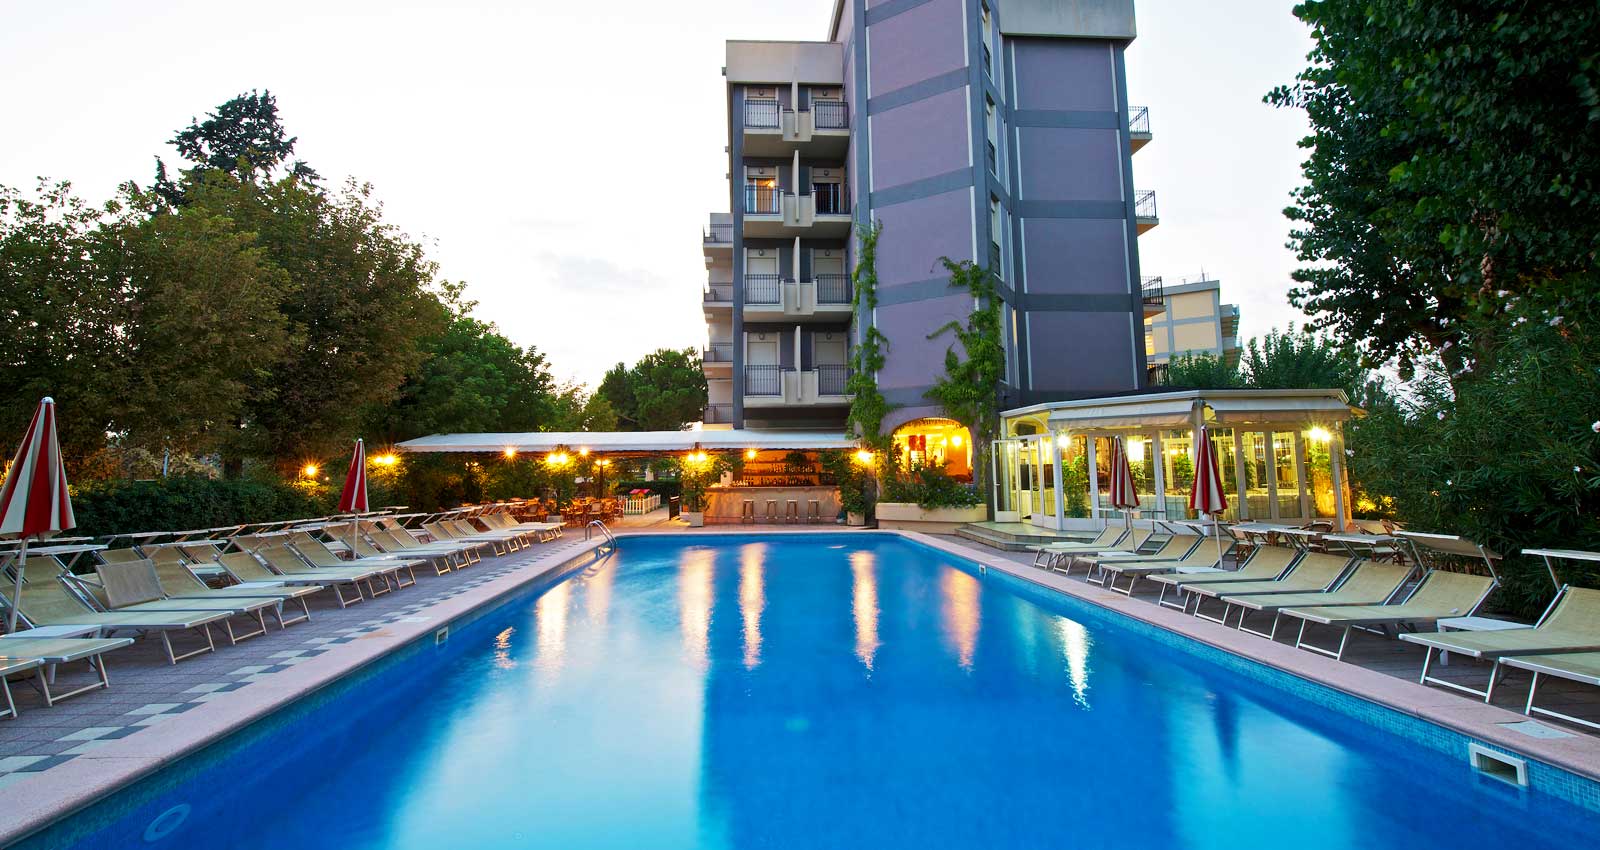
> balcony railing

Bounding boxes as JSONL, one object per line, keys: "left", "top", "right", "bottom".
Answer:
{"left": 813, "top": 101, "right": 849, "bottom": 129}
{"left": 703, "top": 342, "right": 733, "bottom": 363}
{"left": 703, "top": 283, "right": 733, "bottom": 303}
{"left": 1141, "top": 275, "right": 1165, "bottom": 306}
{"left": 744, "top": 98, "right": 780, "bottom": 129}
{"left": 704, "top": 403, "right": 732, "bottom": 425}
{"left": 813, "top": 183, "right": 849, "bottom": 216}
{"left": 1135, "top": 190, "right": 1158, "bottom": 220}
{"left": 817, "top": 364, "right": 850, "bottom": 396}
{"left": 1129, "top": 106, "right": 1151, "bottom": 135}
{"left": 703, "top": 222, "right": 732, "bottom": 244}
{"left": 1147, "top": 364, "right": 1170, "bottom": 386}
{"left": 744, "top": 365, "right": 784, "bottom": 396}
{"left": 816, "top": 273, "right": 852, "bottom": 305}
{"left": 744, "top": 274, "right": 781, "bottom": 305}
{"left": 743, "top": 185, "right": 781, "bottom": 215}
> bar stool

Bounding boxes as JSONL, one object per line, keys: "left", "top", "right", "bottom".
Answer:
{"left": 806, "top": 500, "right": 821, "bottom": 524}
{"left": 741, "top": 500, "right": 756, "bottom": 524}
{"left": 764, "top": 500, "right": 779, "bottom": 524}
{"left": 785, "top": 500, "right": 800, "bottom": 524}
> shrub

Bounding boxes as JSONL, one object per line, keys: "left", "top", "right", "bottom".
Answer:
{"left": 882, "top": 462, "right": 982, "bottom": 511}
{"left": 71, "top": 475, "right": 336, "bottom": 538}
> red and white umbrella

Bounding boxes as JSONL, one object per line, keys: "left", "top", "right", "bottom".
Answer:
{"left": 337, "top": 439, "right": 369, "bottom": 555}
{"left": 1189, "top": 425, "right": 1230, "bottom": 564}
{"left": 1, "top": 398, "right": 76, "bottom": 632}
{"left": 1106, "top": 436, "right": 1140, "bottom": 527}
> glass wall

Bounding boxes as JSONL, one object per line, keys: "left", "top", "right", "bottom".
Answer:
{"left": 1304, "top": 427, "right": 1337, "bottom": 518}
{"left": 1272, "top": 431, "right": 1302, "bottom": 518}
{"left": 1241, "top": 431, "right": 1272, "bottom": 519}
{"left": 1159, "top": 429, "right": 1193, "bottom": 520}
{"left": 1208, "top": 428, "right": 1242, "bottom": 521}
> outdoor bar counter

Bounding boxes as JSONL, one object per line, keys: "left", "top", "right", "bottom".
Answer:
{"left": 705, "top": 485, "right": 840, "bottom": 523}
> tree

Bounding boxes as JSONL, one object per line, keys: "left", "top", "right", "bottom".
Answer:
{"left": 154, "top": 90, "right": 319, "bottom": 205}
{"left": 925, "top": 257, "right": 1005, "bottom": 493}
{"left": 1240, "top": 325, "right": 1367, "bottom": 402}
{"left": 595, "top": 362, "right": 638, "bottom": 429}
{"left": 632, "top": 348, "right": 707, "bottom": 430}
{"left": 1163, "top": 352, "right": 1243, "bottom": 389}
{"left": 1269, "top": 2, "right": 1600, "bottom": 377}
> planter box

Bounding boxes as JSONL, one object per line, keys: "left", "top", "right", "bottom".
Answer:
{"left": 683, "top": 511, "right": 706, "bottom": 528}
{"left": 846, "top": 512, "right": 866, "bottom": 527}
{"left": 874, "top": 502, "right": 987, "bottom": 534}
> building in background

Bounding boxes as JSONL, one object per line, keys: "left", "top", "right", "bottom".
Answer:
{"left": 1142, "top": 274, "right": 1242, "bottom": 383}
{"left": 701, "top": 0, "right": 1158, "bottom": 457}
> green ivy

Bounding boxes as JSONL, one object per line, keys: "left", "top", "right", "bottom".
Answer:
{"left": 925, "top": 257, "right": 1006, "bottom": 493}
{"left": 845, "top": 220, "right": 892, "bottom": 452}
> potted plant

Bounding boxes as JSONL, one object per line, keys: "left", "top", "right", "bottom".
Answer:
{"left": 822, "top": 449, "right": 877, "bottom": 526}
{"left": 678, "top": 451, "right": 726, "bottom": 527}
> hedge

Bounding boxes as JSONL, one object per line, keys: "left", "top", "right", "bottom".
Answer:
{"left": 70, "top": 476, "right": 337, "bottom": 539}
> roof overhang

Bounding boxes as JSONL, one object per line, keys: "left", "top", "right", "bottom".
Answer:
{"left": 1002, "top": 388, "right": 1357, "bottom": 433}
{"left": 396, "top": 430, "right": 857, "bottom": 455}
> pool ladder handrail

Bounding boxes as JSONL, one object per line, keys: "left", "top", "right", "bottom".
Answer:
{"left": 585, "top": 520, "right": 616, "bottom": 551}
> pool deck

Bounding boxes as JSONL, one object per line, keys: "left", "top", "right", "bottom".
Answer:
{"left": 2, "top": 523, "right": 1598, "bottom": 844}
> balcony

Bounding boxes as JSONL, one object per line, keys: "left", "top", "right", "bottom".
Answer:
{"left": 742, "top": 185, "right": 852, "bottom": 238}
{"left": 702, "top": 221, "right": 732, "bottom": 256}
{"left": 1129, "top": 106, "right": 1152, "bottom": 153}
{"left": 742, "top": 274, "right": 854, "bottom": 322}
{"left": 703, "top": 403, "right": 733, "bottom": 426}
{"left": 1141, "top": 275, "right": 1166, "bottom": 318}
{"left": 702, "top": 342, "right": 734, "bottom": 371}
{"left": 703, "top": 283, "right": 733, "bottom": 312}
{"left": 1135, "top": 190, "right": 1159, "bottom": 234}
{"left": 743, "top": 366, "right": 852, "bottom": 407}
{"left": 742, "top": 98, "right": 850, "bottom": 158}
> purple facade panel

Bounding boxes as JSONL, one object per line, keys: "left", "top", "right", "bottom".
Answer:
{"left": 1021, "top": 219, "right": 1129, "bottom": 296}
{"left": 1017, "top": 127, "right": 1122, "bottom": 200}
{"left": 866, "top": 0, "right": 967, "bottom": 96}
{"left": 870, "top": 88, "right": 970, "bottom": 191}
{"left": 875, "top": 292, "right": 974, "bottom": 389}
{"left": 1027, "top": 311, "right": 1140, "bottom": 395}
{"left": 1012, "top": 39, "right": 1116, "bottom": 111}
{"left": 872, "top": 190, "right": 973, "bottom": 285}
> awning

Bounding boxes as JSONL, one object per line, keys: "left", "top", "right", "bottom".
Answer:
{"left": 1204, "top": 396, "right": 1355, "bottom": 426}
{"left": 396, "top": 430, "right": 857, "bottom": 454}
{"left": 1046, "top": 399, "right": 1196, "bottom": 430}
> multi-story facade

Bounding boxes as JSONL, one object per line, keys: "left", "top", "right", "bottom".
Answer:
{"left": 702, "top": 0, "right": 1158, "bottom": 438}
{"left": 1143, "top": 275, "right": 1242, "bottom": 381}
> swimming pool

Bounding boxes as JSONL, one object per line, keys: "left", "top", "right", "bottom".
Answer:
{"left": 18, "top": 534, "right": 1600, "bottom": 849}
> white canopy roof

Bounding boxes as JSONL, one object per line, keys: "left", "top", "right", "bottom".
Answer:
{"left": 397, "top": 429, "right": 857, "bottom": 454}
{"left": 1003, "top": 388, "right": 1357, "bottom": 433}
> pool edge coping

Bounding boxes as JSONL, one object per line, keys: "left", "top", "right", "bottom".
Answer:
{"left": 0, "top": 537, "right": 609, "bottom": 849}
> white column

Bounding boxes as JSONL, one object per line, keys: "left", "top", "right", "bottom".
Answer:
{"left": 1294, "top": 432, "right": 1311, "bottom": 520}
{"left": 1086, "top": 437, "right": 1101, "bottom": 521}
{"left": 1052, "top": 432, "right": 1066, "bottom": 529}
{"left": 1264, "top": 432, "right": 1280, "bottom": 520}
{"left": 1233, "top": 430, "right": 1248, "bottom": 520}
{"left": 1331, "top": 428, "right": 1349, "bottom": 530}
{"left": 793, "top": 236, "right": 802, "bottom": 282}
{"left": 1150, "top": 430, "right": 1166, "bottom": 523}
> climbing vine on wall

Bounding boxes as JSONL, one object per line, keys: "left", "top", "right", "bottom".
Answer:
{"left": 845, "top": 220, "right": 892, "bottom": 451}
{"left": 925, "top": 257, "right": 1006, "bottom": 492}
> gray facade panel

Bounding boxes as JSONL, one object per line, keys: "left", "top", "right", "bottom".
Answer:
{"left": 870, "top": 188, "right": 974, "bottom": 284}
{"left": 1011, "top": 38, "right": 1117, "bottom": 110}
{"left": 866, "top": 0, "right": 967, "bottom": 95}
{"left": 866, "top": 68, "right": 969, "bottom": 115}
{"left": 1019, "top": 218, "right": 1127, "bottom": 295}
{"left": 868, "top": 87, "right": 972, "bottom": 191}
{"left": 1016, "top": 126, "right": 1123, "bottom": 200}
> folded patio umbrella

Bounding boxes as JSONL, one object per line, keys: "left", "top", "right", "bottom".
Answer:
{"left": 1107, "top": 436, "right": 1140, "bottom": 528}
{"left": 338, "top": 439, "right": 369, "bottom": 555}
{"left": 1189, "top": 425, "right": 1229, "bottom": 565}
{"left": 1, "top": 398, "right": 77, "bottom": 633}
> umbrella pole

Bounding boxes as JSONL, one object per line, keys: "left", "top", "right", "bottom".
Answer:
{"left": 7, "top": 538, "right": 26, "bottom": 634}
{"left": 350, "top": 519, "right": 359, "bottom": 560}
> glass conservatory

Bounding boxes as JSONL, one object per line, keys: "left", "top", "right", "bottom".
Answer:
{"left": 994, "top": 389, "right": 1357, "bottom": 531}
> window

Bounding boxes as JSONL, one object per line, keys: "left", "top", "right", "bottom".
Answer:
{"left": 980, "top": 3, "right": 994, "bottom": 73}
{"left": 984, "top": 98, "right": 999, "bottom": 175}
{"left": 988, "top": 196, "right": 1004, "bottom": 277}
{"left": 743, "top": 166, "right": 779, "bottom": 215}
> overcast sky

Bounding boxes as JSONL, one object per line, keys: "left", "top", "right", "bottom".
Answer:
{"left": 2, "top": 0, "right": 1313, "bottom": 388}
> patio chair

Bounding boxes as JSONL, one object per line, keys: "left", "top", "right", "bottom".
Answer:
{"left": 351, "top": 525, "right": 470, "bottom": 573}
{"left": 0, "top": 635, "right": 137, "bottom": 713}
{"left": 78, "top": 560, "right": 278, "bottom": 645}
{"left": 1400, "top": 586, "right": 1600, "bottom": 701}
{"left": 1224, "top": 559, "right": 1414, "bottom": 640}
{"left": 1147, "top": 546, "right": 1302, "bottom": 613}
{"left": 1280, "top": 569, "right": 1499, "bottom": 661}
{"left": 1051, "top": 528, "right": 1156, "bottom": 576}
{"left": 1500, "top": 651, "right": 1600, "bottom": 731}
{"left": 251, "top": 544, "right": 396, "bottom": 605}
{"left": 5, "top": 559, "right": 225, "bottom": 664}
{"left": 1082, "top": 535, "right": 1202, "bottom": 586}
{"left": 1182, "top": 552, "right": 1355, "bottom": 627}
{"left": 1028, "top": 526, "right": 1125, "bottom": 569}
{"left": 1089, "top": 536, "right": 1234, "bottom": 596}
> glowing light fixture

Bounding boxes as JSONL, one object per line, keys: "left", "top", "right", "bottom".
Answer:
{"left": 951, "top": 434, "right": 963, "bottom": 447}
{"left": 1125, "top": 439, "right": 1145, "bottom": 463}
{"left": 745, "top": 449, "right": 757, "bottom": 460}
{"left": 853, "top": 449, "right": 874, "bottom": 466}
{"left": 302, "top": 464, "right": 319, "bottom": 478}
{"left": 579, "top": 447, "right": 590, "bottom": 457}
{"left": 1306, "top": 426, "right": 1333, "bottom": 444}
{"left": 503, "top": 447, "right": 517, "bottom": 459}
{"left": 372, "top": 454, "right": 398, "bottom": 467}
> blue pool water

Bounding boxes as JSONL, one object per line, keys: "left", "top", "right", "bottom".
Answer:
{"left": 22, "top": 535, "right": 1600, "bottom": 849}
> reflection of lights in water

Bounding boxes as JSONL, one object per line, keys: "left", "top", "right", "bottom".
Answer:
{"left": 535, "top": 583, "right": 570, "bottom": 671}
{"left": 940, "top": 568, "right": 981, "bottom": 671}
{"left": 585, "top": 563, "right": 615, "bottom": 626}
{"left": 850, "top": 551, "right": 880, "bottom": 670}
{"left": 1057, "top": 617, "right": 1091, "bottom": 706}
{"left": 679, "top": 548, "right": 714, "bottom": 669}
{"left": 493, "top": 626, "right": 517, "bottom": 670}
{"left": 739, "top": 543, "right": 765, "bottom": 669}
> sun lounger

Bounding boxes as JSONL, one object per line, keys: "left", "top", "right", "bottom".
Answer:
{"left": 149, "top": 558, "right": 319, "bottom": 628}
{"left": 1082, "top": 535, "right": 1202, "bottom": 587}
{"left": 1225, "top": 560, "right": 1414, "bottom": 639}
{"left": 1279, "top": 569, "right": 1498, "bottom": 661}
{"left": 1500, "top": 651, "right": 1600, "bottom": 731}
{"left": 0, "top": 635, "right": 135, "bottom": 710}
{"left": 1399, "top": 586, "right": 1600, "bottom": 700}
{"left": 1148, "top": 546, "right": 1301, "bottom": 612}
{"left": 0, "top": 656, "right": 40, "bottom": 719}
{"left": 1181, "top": 552, "right": 1354, "bottom": 627}
{"left": 252, "top": 544, "right": 402, "bottom": 605}
{"left": 353, "top": 525, "right": 474, "bottom": 572}
{"left": 481, "top": 513, "right": 563, "bottom": 541}
{"left": 80, "top": 561, "right": 279, "bottom": 645}
{"left": 1028, "top": 526, "right": 1126, "bottom": 569}
{"left": 294, "top": 530, "right": 445, "bottom": 577}
{"left": 427, "top": 520, "right": 522, "bottom": 556}
{"left": 6, "top": 560, "right": 225, "bottom": 664}
{"left": 1090, "top": 537, "right": 1235, "bottom": 596}
{"left": 1039, "top": 528, "right": 1155, "bottom": 575}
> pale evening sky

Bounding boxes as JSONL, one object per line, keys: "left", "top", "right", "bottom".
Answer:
{"left": 1, "top": 0, "right": 1314, "bottom": 388}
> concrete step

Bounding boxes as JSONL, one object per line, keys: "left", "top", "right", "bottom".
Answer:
{"left": 954, "top": 523, "right": 1073, "bottom": 552}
